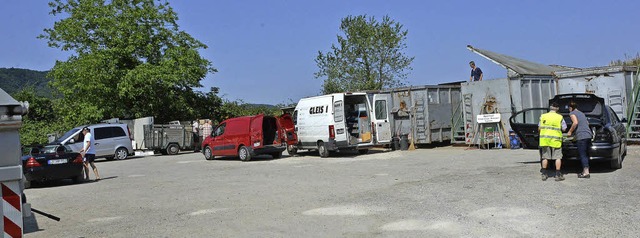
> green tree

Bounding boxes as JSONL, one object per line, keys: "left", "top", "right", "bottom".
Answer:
{"left": 39, "top": 0, "right": 216, "bottom": 124}
{"left": 191, "top": 87, "right": 226, "bottom": 123}
{"left": 12, "top": 88, "right": 65, "bottom": 145}
{"left": 315, "top": 15, "right": 414, "bottom": 94}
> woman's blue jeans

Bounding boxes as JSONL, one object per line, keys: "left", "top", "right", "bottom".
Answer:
{"left": 576, "top": 139, "right": 590, "bottom": 169}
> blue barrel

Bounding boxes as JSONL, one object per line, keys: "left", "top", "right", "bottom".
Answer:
{"left": 509, "top": 130, "right": 520, "bottom": 149}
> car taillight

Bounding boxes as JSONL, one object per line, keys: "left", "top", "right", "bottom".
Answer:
{"left": 26, "top": 157, "right": 41, "bottom": 168}
{"left": 127, "top": 126, "right": 134, "bottom": 141}
{"left": 329, "top": 125, "right": 335, "bottom": 139}
{"left": 593, "top": 130, "right": 613, "bottom": 143}
{"left": 73, "top": 154, "right": 84, "bottom": 164}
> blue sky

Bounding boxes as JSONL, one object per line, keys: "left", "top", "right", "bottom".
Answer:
{"left": 2, "top": 0, "right": 639, "bottom": 105}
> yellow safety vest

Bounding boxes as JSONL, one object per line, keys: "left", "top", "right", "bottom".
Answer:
{"left": 539, "top": 112, "right": 563, "bottom": 148}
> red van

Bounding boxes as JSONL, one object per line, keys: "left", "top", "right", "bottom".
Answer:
{"left": 201, "top": 114, "right": 296, "bottom": 161}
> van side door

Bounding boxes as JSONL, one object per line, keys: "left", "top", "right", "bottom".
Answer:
{"left": 210, "top": 123, "right": 233, "bottom": 156}
{"left": 332, "top": 94, "right": 346, "bottom": 142}
{"left": 93, "top": 127, "right": 114, "bottom": 157}
{"left": 372, "top": 94, "right": 392, "bottom": 144}
{"left": 293, "top": 110, "right": 299, "bottom": 140}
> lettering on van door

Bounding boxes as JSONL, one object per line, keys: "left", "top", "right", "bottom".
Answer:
{"left": 309, "top": 105, "right": 329, "bottom": 115}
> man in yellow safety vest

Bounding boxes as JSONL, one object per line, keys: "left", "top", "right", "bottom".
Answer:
{"left": 539, "top": 102, "right": 567, "bottom": 181}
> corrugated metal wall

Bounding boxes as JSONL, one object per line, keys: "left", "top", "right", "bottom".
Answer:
{"left": 557, "top": 70, "right": 635, "bottom": 120}
{"left": 380, "top": 85, "right": 461, "bottom": 144}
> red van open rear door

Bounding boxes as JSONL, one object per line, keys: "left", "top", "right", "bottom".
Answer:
{"left": 278, "top": 114, "right": 297, "bottom": 145}
{"left": 249, "top": 114, "right": 264, "bottom": 148}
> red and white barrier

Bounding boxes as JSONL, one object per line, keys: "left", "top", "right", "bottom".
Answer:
{"left": 1, "top": 181, "right": 22, "bottom": 238}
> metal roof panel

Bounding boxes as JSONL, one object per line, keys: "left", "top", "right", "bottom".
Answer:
{"left": 553, "top": 66, "right": 638, "bottom": 78}
{"left": 467, "top": 45, "right": 566, "bottom": 76}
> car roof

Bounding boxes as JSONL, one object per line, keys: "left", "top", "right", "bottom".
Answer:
{"left": 73, "top": 123, "right": 128, "bottom": 130}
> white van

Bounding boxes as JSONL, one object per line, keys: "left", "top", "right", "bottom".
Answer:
{"left": 54, "top": 123, "right": 134, "bottom": 160}
{"left": 291, "top": 92, "right": 391, "bottom": 157}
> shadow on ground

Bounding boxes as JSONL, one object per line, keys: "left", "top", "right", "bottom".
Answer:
{"left": 23, "top": 212, "right": 43, "bottom": 235}
{"left": 207, "top": 154, "right": 288, "bottom": 162}
{"left": 94, "top": 156, "right": 145, "bottom": 164}
{"left": 27, "top": 176, "right": 119, "bottom": 189}
{"left": 290, "top": 147, "right": 391, "bottom": 158}
{"left": 524, "top": 158, "right": 621, "bottom": 176}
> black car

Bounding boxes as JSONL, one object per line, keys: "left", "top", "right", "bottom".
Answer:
{"left": 510, "top": 93, "right": 627, "bottom": 169}
{"left": 22, "top": 144, "right": 85, "bottom": 188}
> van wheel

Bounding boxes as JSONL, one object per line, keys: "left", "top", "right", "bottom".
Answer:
{"left": 287, "top": 145, "right": 297, "bottom": 156}
{"left": 318, "top": 142, "right": 330, "bottom": 158}
{"left": 167, "top": 144, "right": 180, "bottom": 155}
{"left": 115, "top": 147, "right": 129, "bottom": 160}
{"left": 239, "top": 146, "right": 252, "bottom": 161}
{"left": 204, "top": 146, "right": 215, "bottom": 160}
{"left": 358, "top": 149, "right": 368, "bottom": 155}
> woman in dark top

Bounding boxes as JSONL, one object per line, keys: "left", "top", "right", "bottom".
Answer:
{"left": 567, "top": 101, "right": 593, "bottom": 178}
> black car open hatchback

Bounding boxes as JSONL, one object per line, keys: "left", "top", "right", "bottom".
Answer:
{"left": 510, "top": 93, "right": 627, "bottom": 169}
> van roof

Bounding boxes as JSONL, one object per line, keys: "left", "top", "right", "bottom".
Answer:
{"left": 71, "top": 123, "right": 128, "bottom": 130}
{"left": 221, "top": 114, "right": 270, "bottom": 123}
{"left": 299, "top": 92, "right": 367, "bottom": 100}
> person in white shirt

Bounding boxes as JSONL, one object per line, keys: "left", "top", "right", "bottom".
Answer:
{"left": 80, "top": 127, "right": 101, "bottom": 181}
{"left": 192, "top": 120, "right": 200, "bottom": 152}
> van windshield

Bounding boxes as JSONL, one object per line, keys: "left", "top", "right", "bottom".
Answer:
{"left": 54, "top": 128, "right": 80, "bottom": 143}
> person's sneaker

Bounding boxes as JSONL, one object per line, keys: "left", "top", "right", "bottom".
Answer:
{"left": 541, "top": 173, "right": 548, "bottom": 181}
{"left": 555, "top": 174, "right": 565, "bottom": 181}
{"left": 578, "top": 173, "right": 591, "bottom": 179}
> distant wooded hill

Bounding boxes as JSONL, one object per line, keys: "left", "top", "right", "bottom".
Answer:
{"left": 0, "top": 68, "right": 53, "bottom": 97}
{"left": 0, "top": 68, "right": 279, "bottom": 108}
{"left": 248, "top": 103, "right": 278, "bottom": 109}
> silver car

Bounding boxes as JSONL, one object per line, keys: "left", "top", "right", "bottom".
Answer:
{"left": 55, "top": 123, "right": 134, "bottom": 160}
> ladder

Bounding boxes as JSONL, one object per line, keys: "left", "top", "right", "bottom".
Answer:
{"left": 451, "top": 98, "right": 465, "bottom": 144}
{"left": 414, "top": 97, "right": 427, "bottom": 143}
{"left": 462, "top": 94, "right": 474, "bottom": 144}
{"left": 627, "top": 68, "right": 640, "bottom": 142}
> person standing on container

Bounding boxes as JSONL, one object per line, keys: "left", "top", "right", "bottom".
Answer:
{"left": 192, "top": 120, "right": 200, "bottom": 152}
{"left": 567, "top": 101, "right": 593, "bottom": 178}
{"left": 80, "top": 127, "right": 101, "bottom": 181}
{"left": 469, "top": 61, "right": 483, "bottom": 82}
{"left": 539, "top": 102, "right": 567, "bottom": 181}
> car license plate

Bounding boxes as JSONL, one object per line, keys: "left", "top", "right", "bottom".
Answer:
{"left": 48, "top": 159, "right": 67, "bottom": 165}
